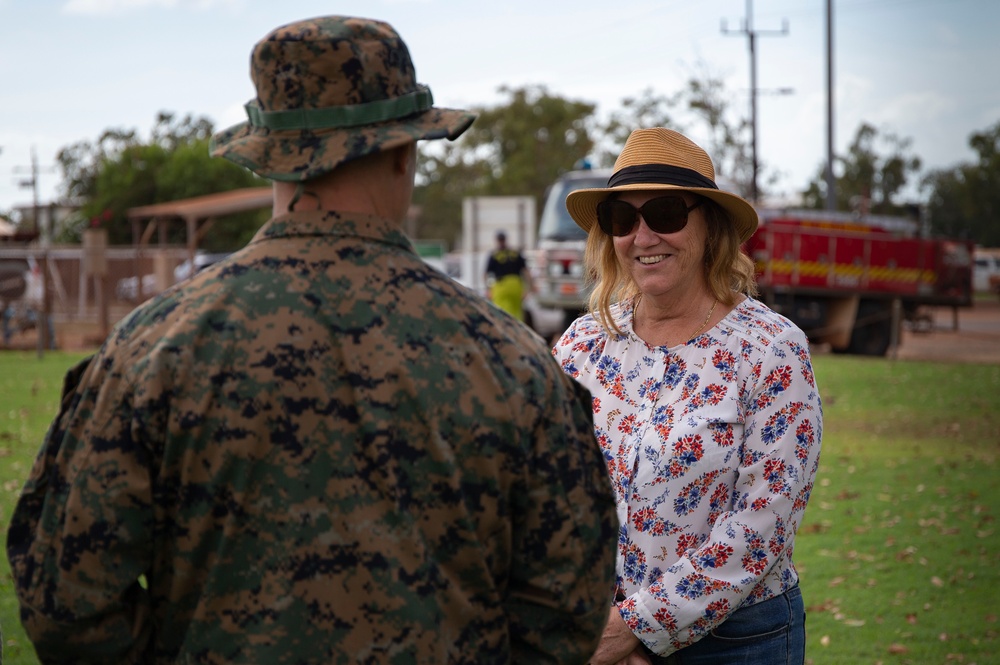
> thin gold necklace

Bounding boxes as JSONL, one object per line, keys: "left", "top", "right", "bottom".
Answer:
{"left": 688, "top": 299, "right": 718, "bottom": 340}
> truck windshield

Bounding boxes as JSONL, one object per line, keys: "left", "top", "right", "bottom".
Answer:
{"left": 538, "top": 174, "right": 609, "bottom": 241}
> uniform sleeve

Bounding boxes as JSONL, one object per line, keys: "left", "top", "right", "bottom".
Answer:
{"left": 505, "top": 367, "right": 619, "bottom": 663}
{"left": 6, "top": 352, "right": 154, "bottom": 664}
{"left": 623, "top": 331, "right": 823, "bottom": 655}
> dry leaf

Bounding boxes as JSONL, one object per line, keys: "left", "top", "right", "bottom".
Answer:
{"left": 931, "top": 576, "right": 944, "bottom": 587}
{"left": 888, "top": 643, "right": 909, "bottom": 654}
{"left": 820, "top": 635, "right": 831, "bottom": 647}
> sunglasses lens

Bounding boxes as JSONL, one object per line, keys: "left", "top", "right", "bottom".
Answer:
{"left": 640, "top": 196, "right": 690, "bottom": 234}
{"left": 596, "top": 196, "right": 694, "bottom": 236}
{"left": 597, "top": 200, "right": 638, "bottom": 236}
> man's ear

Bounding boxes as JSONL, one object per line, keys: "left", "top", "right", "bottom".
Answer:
{"left": 392, "top": 143, "right": 415, "bottom": 176}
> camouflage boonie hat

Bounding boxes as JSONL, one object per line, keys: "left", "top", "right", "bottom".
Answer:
{"left": 210, "top": 16, "right": 476, "bottom": 181}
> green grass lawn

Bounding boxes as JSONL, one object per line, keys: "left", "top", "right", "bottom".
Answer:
{"left": 799, "top": 356, "right": 999, "bottom": 664}
{"left": 0, "top": 350, "right": 92, "bottom": 664}
{"left": 0, "top": 350, "right": 997, "bottom": 664}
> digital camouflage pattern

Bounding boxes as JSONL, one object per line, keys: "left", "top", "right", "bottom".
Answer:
{"left": 209, "top": 16, "right": 476, "bottom": 182}
{"left": 7, "top": 210, "right": 619, "bottom": 664}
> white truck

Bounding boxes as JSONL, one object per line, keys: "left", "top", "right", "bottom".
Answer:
{"left": 533, "top": 168, "right": 613, "bottom": 330}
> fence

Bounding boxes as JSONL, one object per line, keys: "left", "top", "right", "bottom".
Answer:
{"left": 1, "top": 244, "right": 197, "bottom": 349}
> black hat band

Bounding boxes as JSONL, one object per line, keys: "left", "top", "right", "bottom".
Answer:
{"left": 608, "top": 164, "right": 718, "bottom": 190}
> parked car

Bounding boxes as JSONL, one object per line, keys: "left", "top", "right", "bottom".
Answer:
{"left": 522, "top": 291, "right": 566, "bottom": 341}
{"left": 116, "top": 251, "right": 232, "bottom": 303}
{"left": 0, "top": 257, "right": 30, "bottom": 303}
{"left": 115, "top": 273, "right": 158, "bottom": 302}
{"left": 174, "top": 252, "right": 232, "bottom": 282}
{"left": 973, "top": 249, "right": 1000, "bottom": 293}
{"left": 2, "top": 256, "right": 54, "bottom": 348}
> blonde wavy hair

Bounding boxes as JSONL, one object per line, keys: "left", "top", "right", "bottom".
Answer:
{"left": 584, "top": 197, "right": 758, "bottom": 337}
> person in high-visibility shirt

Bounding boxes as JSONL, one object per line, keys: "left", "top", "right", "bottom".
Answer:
{"left": 485, "top": 231, "right": 533, "bottom": 320}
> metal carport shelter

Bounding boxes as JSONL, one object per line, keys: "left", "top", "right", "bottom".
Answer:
{"left": 126, "top": 186, "right": 273, "bottom": 283}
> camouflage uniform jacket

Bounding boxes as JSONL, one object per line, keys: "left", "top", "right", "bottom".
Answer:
{"left": 7, "top": 210, "right": 618, "bottom": 665}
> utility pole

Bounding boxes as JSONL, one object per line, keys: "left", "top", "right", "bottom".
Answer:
{"left": 825, "top": 0, "right": 837, "bottom": 210}
{"left": 722, "top": 0, "right": 788, "bottom": 203}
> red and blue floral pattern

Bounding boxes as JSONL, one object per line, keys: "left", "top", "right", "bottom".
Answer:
{"left": 553, "top": 297, "right": 822, "bottom": 656}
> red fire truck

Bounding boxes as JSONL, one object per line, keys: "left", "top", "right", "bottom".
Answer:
{"left": 747, "top": 208, "right": 973, "bottom": 356}
{"left": 534, "top": 169, "right": 974, "bottom": 356}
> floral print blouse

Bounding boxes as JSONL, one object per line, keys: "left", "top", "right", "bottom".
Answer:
{"left": 553, "top": 296, "right": 822, "bottom": 656}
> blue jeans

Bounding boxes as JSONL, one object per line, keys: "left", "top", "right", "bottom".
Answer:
{"left": 646, "top": 585, "right": 805, "bottom": 665}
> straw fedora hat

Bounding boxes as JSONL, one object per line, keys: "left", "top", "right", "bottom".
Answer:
{"left": 210, "top": 16, "right": 476, "bottom": 182}
{"left": 565, "top": 128, "right": 759, "bottom": 242}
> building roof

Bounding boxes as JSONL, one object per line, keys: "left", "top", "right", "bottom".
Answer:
{"left": 126, "top": 187, "right": 273, "bottom": 222}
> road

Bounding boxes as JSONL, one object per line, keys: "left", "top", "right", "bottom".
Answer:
{"left": 890, "top": 298, "right": 1000, "bottom": 365}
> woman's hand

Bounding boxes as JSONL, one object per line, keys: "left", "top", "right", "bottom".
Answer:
{"left": 588, "top": 605, "right": 651, "bottom": 665}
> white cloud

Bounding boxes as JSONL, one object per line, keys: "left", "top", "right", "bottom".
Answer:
{"left": 879, "top": 91, "right": 953, "bottom": 127}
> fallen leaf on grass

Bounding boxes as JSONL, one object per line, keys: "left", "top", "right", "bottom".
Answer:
{"left": 931, "top": 576, "right": 944, "bottom": 587}
{"left": 887, "top": 643, "right": 909, "bottom": 654}
{"left": 820, "top": 635, "right": 830, "bottom": 647}
{"left": 906, "top": 613, "right": 918, "bottom": 624}
{"left": 798, "top": 523, "right": 827, "bottom": 534}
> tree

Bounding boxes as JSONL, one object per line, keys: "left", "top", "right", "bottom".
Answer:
{"left": 414, "top": 142, "right": 494, "bottom": 246}
{"left": 413, "top": 85, "right": 596, "bottom": 246}
{"left": 924, "top": 122, "right": 1000, "bottom": 245}
{"left": 593, "top": 87, "right": 681, "bottom": 168}
{"left": 590, "top": 66, "right": 761, "bottom": 200}
{"left": 56, "top": 112, "right": 266, "bottom": 249}
{"left": 681, "top": 72, "right": 761, "bottom": 199}
{"left": 802, "top": 122, "right": 921, "bottom": 216}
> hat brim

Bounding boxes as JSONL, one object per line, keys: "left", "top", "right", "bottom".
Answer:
{"left": 209, "top": 107, "right": 476, "bottom": 182}
{"left": 566, "top": 183, "right": 759, "bottom": 243}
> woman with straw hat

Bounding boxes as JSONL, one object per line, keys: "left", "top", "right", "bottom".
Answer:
{"left": 554, "top": 128, "right": 822, "bottom": 664}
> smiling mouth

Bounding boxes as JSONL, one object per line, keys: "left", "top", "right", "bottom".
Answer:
{"left": 638, "top": 255, "right": 668, "bottom": 265}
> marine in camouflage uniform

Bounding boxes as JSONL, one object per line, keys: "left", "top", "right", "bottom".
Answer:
{"left": 6, "top": 16, "right": 618, "bottom": 665}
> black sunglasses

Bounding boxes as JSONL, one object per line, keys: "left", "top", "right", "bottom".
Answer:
{"left": 596, "top": 195, "right": 704, "bottom": 237}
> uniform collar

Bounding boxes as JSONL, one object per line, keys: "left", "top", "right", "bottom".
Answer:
{"left": 249, "top": 209, "right": 414, "bottom": 253}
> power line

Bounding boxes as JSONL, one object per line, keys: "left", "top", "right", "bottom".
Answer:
{"left": 722, "top": 0, "right": 789, "bottom": 203}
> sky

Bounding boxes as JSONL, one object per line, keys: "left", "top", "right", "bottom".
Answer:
{"left": 1, "top": 0, "right": 998, "bottom": 214}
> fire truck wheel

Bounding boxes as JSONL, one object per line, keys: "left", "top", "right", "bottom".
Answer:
{"left": 847, "top": 299, "right": 893, "bottom": 356}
